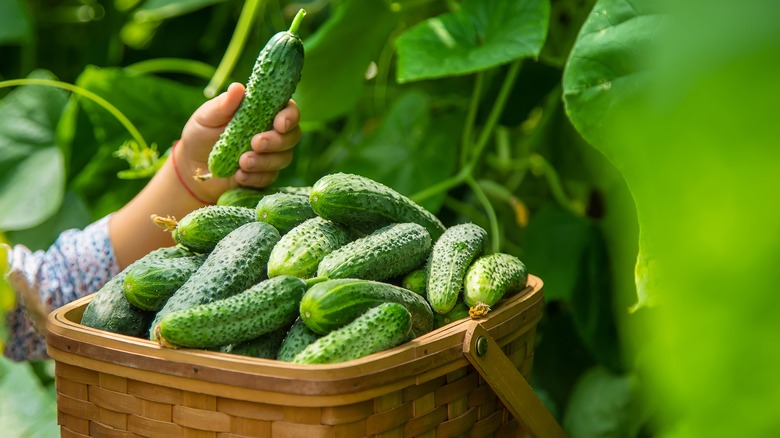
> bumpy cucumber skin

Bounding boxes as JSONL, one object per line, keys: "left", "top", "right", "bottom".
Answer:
{"left": 221, "top": 326, "right": 288, "bottom": 359}
{"left": 123, "top": 255, "right": 205, "bottom": 311}
{"left": 309, "top": 173, "right": 446, "bottom": 239}
{"left": 255, "top": 192, "right": 316, "bottom": 234}
{"left": 292, "top": 303, "right": 412, "bottom": 365}
{"left": 300, "top": 278, "right": 434, "bottom": 336}
{"left": 433, "top": 302, "right": 470, "bottom": 329}
{"left": 426, "top": 223, "right": 488, "bottom": 314}
{"left": 401, "top": 268, "right": 427, "bottom": 295}
{"left": 150, "top": 221, "right": 281, "bottom": 340}
{"left": 81, "top": 246, "right": 192, "bottom": 336}
{"left": 216, "top": 187, "right": 271, "bottom": 208}
{"left": 267, "top": 216, "right": 352, "bottom": 278}
{"left": 276, "top": 317, "right": 322, "bottom": 362}
{"left": 173, "top": 205, "right": 256, "bottom": 253}
{"left": 317, "top": 223, "right": 431, "bottom": 282}
{"left": 463, "top": 253, "right": 528, "bottom": 309}
{"left": 208, "top": 30, "right": 304, "bottom": 178}
{"left": 159, "top": 275, "right": 306, "bottom": 348}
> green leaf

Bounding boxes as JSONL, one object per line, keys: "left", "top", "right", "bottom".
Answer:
{"left": 295, "top": 0, "right": 401, "bottom": 124}
{"left": 0, "top": 0, "right": 32, "bottom": 45}
{"left": 334, "top": 90, "right": 461, "bottom": 213}
{"left": 563, "top": 367, "right": 646, "bottom": 438}
{"left": 6, "top": 191, "right": 92, "bottom": 251}
{"left": 395, "top": 0, "right": 550, "bottom": 83}
{"left": 0, "top": 357, "right": 58, "bottom": 437}
{"left": 0, "top": 70, "right": 68, "bottom": 230}
{"left": 562, "top": 0, "right": 662, "bottom": 150}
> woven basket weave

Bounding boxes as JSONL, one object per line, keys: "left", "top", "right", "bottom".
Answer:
{"left": 46, "top": 274, "right": 563, "bottom": 438}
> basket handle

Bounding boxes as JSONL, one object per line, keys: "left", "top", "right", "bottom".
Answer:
{"left": 463, "top": 320, "right": 566, "bottom": 438}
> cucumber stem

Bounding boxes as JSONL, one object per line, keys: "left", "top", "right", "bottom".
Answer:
{"left": 288, "top": 8, "right": 307, "bottom": 35}
{"left": 150, "top": 214, "right": 178, "bottom": 232}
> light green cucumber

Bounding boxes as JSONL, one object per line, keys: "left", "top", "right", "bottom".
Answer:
{"left": 309, "top": 173, "right": 446, "bottom": 239}
{"left": 292, "top": 302, "right": 412, "bottom": 365}
{"left": 317, "top": 222, "right": 431, "bottom": 282}
{"left": 267, "top": 216, "right": 352, "bottom": 278}
{"left": 157, "top": 275, "right": 306, "bottom": 348}
{"left": 300, "top": 278, "right": 434, "bottom": 336}
{"left": 255, "top": 192, "right": 316, "bottom": 234}
{"left": 153, "top": 205, "right": 256, "bottom": 254}
{"left": 150, "top": 221, "right": 280, "bottom": 340}
{"left": 426, "top": 223, "right": 488, "bottom": 314}
{"left": 276, "top": 317, "right": 322, "bottom": 362}
{"left": 463, "top": 253, "right": 528, "bottom": 316}
{"left": 216, "top": 187, "right": 271, "bottom": 208}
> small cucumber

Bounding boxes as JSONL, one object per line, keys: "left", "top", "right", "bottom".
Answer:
{"left": 400, "top": 268, "right": 427, "bottom": 295}
{"left": 309, "top": 173, "right": 446, "bottom": 239}
{"left": 433, "top": 302, "right": 470, "bottom": 329}
{"left": 255, "top": 192, "right": 317, "bottom": 234}
{"left": 123, "top": 255, "right": 205, "bottom": 311}
{"left": 300, "top": 278, "right": 434, "bottom": 335}
{"left": 276, "top": 317, "right": 322, "bottom": 362}
{"left": 207, "top": 9, "right": 306, "bottom": 178}
{"left": 292, "top": 302, "right": 412, "bottom": 365}
{"left": 267, "top": 216, "right": 352, "bottom": 278}
{"left": 426, "top": 223, "right": 488, "bottom": 314}
{"left": 317, "top": 223, "right": 431, "bottom": 282}
{"left": 157, "top": 276, "right": 306, "bottom": 349}
{"left": 216, "top": 187, "right": 272, "bottom": 208}
{"left": 463, "top": 253, "right": 528, "bottom": 317}
{"left": 150, "top": 221, "right": 281, "bottom": 340}
{"left": 220, "top": 326, "right": 289, "bottom": 359}
{"left": 81, "top": 246, "right": 193, "bottom": 337}
{"left": 153, "top": 205, "right": 256, "bottom": 254}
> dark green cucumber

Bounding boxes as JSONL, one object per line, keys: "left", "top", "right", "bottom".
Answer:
{"left": 216, "top": 187, "right": 271, "bottom": 208}
{"left": 309, "top": 173, "right": 446, "bottom": 239}
{"left": 401, "top": 268, "right": 427, "bottom": 295}
{"left": 433, "top": 302, "right": 470, "bottom": 329}
{"left": 300, "top": 278, "right": 434, "bottom": 335}
{"left": 426, "top": 223, "right": 488, "bottom": 314}
{"left": 123, "top": 255, "right": 205, "bottom": 311}
{"left": 154, "top": 205, "right": 256, "bottom": 254}
{"left": 292, "top": 303, "right": 412, "bottom": 365}
{"left": 255, "top": 192, "right": 316, "bottom": 234}
{"left": 463, "top": 253, "right": 528, "bottom": 315}
{"left": 81, "top": 246, "right": 193, "bottom": 336}
{"left": 275, "top": 185, "right": 312, "bottom": 197}
{"left": 276, "top": 317, "right": 322, "bottom": 362}
{"left": 150, "top": 221, "right": 281, "bottom": 340}
{"left": 267, "top": 216, "right": 352, "bottom": 278}
{"left": 317, "top": 223, "right": 431, "bottom": 282}
{"left": 158, "top": 275, "right": 305, "bottom": 348}
{"left": 221, "top": 326, "right": 288, "bottom": 359}
{"left": 207, "top": 9, "right": 306, "bottom": 178}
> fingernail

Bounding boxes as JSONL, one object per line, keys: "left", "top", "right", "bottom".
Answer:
{"left": 258, "top": 138, "right": 269, "bottom": 151}
{"left": 284, "top": 118, "right": 291, "bottom": 132}
{"left": 246, "top": 156, "right": 256, "bottom": 168}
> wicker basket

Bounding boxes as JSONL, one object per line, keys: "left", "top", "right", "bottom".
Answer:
{"left": 45, "top": 274, "right": 563, "bottom": 438}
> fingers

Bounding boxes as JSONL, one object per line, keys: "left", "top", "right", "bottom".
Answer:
{"left": 239, "top": 150, "right": 293, "bottom": 174}
{"left": 251, "top": 125, "right": 302, "bottom": 154}
{"left": 273, "top": 100, "right": 300, "bottom": 134}
{"left": 193, "top": 82, "right": 246, "bottom": 128}
{"left": 233, "top": 169, "right": 280, "bottom": 188}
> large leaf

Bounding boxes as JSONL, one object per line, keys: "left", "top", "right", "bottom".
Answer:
{"left": 334, "top": 90, "right": 461, "bottom": 213}
{"left": 6, "top": 191, "right": 92, "bottom": 251}
{"left": 0, "top": 357, "right": 58, "bottom": 437}
{"left": 0, "top": 71, "right": 69, "bottom": 230}
{"left": 395, "top": 0, "right": 550, "bottom": 83}
{"left": 0, "top": 0, "right": 32, "bottom": 45}
{"left": 294, "top": 0, "right": 401, "bottom": 124}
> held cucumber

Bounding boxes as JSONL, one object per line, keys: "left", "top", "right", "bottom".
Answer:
{"left": 292, "top": 303, "right": 412, "bottom": 365}
{"left": 157, "top": 275, "right": 306, "bottom": 349}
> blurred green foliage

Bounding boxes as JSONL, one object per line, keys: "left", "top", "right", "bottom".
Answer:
{"left": 6, "top": 0, "right": 773, "bottom": 436}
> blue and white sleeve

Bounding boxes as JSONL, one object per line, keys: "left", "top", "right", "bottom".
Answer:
{"left": 3, "top": 215, "right": 119, "bottom": 361}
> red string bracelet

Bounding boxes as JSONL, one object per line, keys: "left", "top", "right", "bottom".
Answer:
{"left": 171, "top": 140, "right": 213, "bottom": 205}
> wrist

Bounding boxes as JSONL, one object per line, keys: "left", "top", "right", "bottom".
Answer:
{"left": 171, "top": 140, "right": 216, "bottom": 205}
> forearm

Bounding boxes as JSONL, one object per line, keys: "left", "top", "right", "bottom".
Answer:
{"left": 109, "top": 141, "right": 209, "bottom": 270}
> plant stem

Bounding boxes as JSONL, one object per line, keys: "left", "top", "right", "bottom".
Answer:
{"left": 125, "top": 58, "right": 217, "bottom": 81}
{"left": 460, "top": 71, "right": 484, "bottom": 167}
{"left": 466, "top": 175, "right": 500, "bottom": 253}
{"left": 530, "top": 154, "right": 584, "bottom": 216}
{"left": 0, "top": 78, "right": 148, "bottom": 150}
{"left": 410, "top": 164, "right": 471, "bottom": 203}
{"left": 204, "top": 0, "right": 265, "bottom": 98}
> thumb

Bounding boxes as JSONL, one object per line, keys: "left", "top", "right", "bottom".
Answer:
{"left": 194, "top": 82, "right": 246, "bottom": 128}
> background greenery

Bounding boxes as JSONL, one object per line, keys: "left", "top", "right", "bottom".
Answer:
{"left": 1, "top": 0, "right": 778, "bottom": 436}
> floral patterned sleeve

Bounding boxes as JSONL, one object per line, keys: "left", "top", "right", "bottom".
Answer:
{"left": 3, "top": 214, "right": 119, "bottom": 361}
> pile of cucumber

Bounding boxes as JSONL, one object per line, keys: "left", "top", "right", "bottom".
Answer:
{"left": 81, "top": 173, "right": 529, "bottom": 365}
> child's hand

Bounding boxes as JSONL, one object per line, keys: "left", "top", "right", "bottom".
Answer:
{"left": 176, "top": 82, "right": 302, "bottom": 203}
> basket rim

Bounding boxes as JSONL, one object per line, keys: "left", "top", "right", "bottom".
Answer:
{"left": 46, "top": 275, "right": 544, "bottom": 404}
